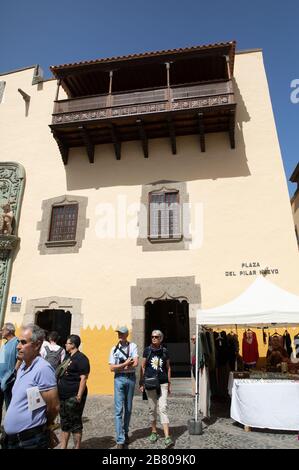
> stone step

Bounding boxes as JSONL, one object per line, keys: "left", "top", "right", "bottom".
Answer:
{"left": 171, "top": 377, "right": 192, "bottom": 396}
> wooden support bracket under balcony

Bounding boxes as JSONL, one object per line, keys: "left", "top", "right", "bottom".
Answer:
{"left": 109, "top": 124, "right": 121, "bottom": 160}
{"left": 51, "top": 129, "right": 69, "bottom": 165}
{"left": 79, "top": 126, "right": 94, "bottom": 163}
{"left": 198, "top": 112, "right": 205, "bottom": 152}
{"left": 136, "top": 119, "right": 148, "bottom": 158}
{"left": 167, "top": 117, "right": 177, "bottom": 155}
{"left": 229, "top": 109, "right": 235, "bottom": 149}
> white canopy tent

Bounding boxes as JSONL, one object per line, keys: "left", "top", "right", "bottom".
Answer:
{"left": 197, "top": 276, "right": 299, "bottom": 326}
{"left": 193, "top": 276, "right": 299, "bottom": 424}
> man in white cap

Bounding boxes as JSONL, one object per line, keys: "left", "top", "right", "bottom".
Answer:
{"left": 109, "top": 326, "right": 138, "bottom": 448}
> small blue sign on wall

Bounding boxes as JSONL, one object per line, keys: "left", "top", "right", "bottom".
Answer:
{"left": 11, "top": 296, "right": 22, "bottom": 304}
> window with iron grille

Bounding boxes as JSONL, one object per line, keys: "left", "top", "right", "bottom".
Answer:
{"left": 149, "top": 191, "right": 180, "bottom": 240}
{"left": 48, "top": 204, "right": 78, "bottom": 241}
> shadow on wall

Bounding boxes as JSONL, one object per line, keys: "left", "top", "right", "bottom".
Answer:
{"left": 64, "top": 80, "right": 251, "bottom": 191}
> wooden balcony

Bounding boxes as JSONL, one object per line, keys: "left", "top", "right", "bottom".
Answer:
{"left": 50, "top": 80, "right": 236, "bottom": 164}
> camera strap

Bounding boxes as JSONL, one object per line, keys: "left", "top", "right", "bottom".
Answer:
{"left": 113, "top": 342, "right": 130, "bottom": 360}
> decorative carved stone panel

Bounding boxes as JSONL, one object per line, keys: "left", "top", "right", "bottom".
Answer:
{"left": 0, "top": 162, "right": 25, "bottom": 324}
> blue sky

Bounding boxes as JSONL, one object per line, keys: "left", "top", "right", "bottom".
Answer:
{"left": 1, "top": 0, "right": 298, "bottom": 195}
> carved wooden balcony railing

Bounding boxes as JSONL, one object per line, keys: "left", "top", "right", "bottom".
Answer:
{"left": 50, "top": 80, "right": 236, "bottom": 164}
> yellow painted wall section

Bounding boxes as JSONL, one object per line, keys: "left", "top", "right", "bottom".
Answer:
{"left": 80, "top": 327, "right": 135, "bottom": 395}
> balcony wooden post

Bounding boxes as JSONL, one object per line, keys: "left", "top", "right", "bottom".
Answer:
{"left": 51, "top": 129, "right": 69, "bottom": 165}
{"left": 109, "top": 123, "right": 121, "bottom": 160}
{"left": 165, "top": 62, "right": 171, "bottom": 110}
{"left": 108, "top": 70, "right": 113, "bottom": 94}
{"left": 226, "top": 55, "right": 231, "bottom": 80}
{"left": 55, "top": 79, "right": 61, "bottom": 102}
{"left": 229, "top": 109, "right": 235, "bottom": 149}
{"left": 79, "top": 125, "right": 95, "bottom": 163}
{"left": 136, "top": 119, "right": 148, "bottom": 158}
{"left": 198, "top": 112, "right": 205, "bottom": 152}
{"left": 107, "top": 70, "right": 113, "bottom": 111}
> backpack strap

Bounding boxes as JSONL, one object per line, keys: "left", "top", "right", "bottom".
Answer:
{"left": 44, "top": 345, "right": 51, "bottom": 354}
{"left": 113, "top": 342, "right": 130, "bottom": 359}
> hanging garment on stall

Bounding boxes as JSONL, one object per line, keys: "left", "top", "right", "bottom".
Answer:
{"left": 227, "top": 333, "right": 239, "bottom": 371}
{"left": 197, "top": 331, "right": 210, "bottom": 369}
{"left": 262, "top": 328, "right": 267, "bottom": 345}
{"left": 242, "top": 330, "right": 259, "bottom": 367}
{"left": 206, "top": 331, "right": 216, "bottom": 371}
{"left": 283, "top": 331, "right": 293, "bottom": 358}
{"left": 293, "top": 333, "right": 299, "bottom": 358}
{"left": 213, "top": 331, "right": 229, "bottom": 366}
{"left": 199, "top": 365, "right": 211, "bottom": 418}
{"left": 213, "top": 331, "right": 230, "bottom": 397}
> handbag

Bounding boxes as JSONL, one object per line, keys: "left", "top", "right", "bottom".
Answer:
{"left": 144, "top": 375, "right": 160, "bottom": 390}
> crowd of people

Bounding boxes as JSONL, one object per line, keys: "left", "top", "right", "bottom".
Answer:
{"left": 0, "top": 322, "right": 174, "bottom": 450}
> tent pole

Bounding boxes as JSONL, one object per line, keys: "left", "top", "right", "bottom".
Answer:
{"left": 195, "top": 322, "right": 199, "bottom": 421}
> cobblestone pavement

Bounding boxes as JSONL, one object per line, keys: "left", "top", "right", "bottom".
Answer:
{"left": 61, "top": 395, "right": 299, "bottom": 450}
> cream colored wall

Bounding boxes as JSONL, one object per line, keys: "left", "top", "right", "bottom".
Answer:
{"left": 0, "top": 53, "right": 299, "bottom": 393}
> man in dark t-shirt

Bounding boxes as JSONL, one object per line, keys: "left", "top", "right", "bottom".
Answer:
{"left": 58, "top": 334, "right": 90, "bottom": 449}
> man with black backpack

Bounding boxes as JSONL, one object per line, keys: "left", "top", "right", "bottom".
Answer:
{"left": 40, "top": 331, "right": 65, "bottom": 370}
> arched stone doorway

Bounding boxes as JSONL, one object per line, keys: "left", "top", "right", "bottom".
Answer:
{"left": 131, "top": 276, "right": 201, "bottom": 376}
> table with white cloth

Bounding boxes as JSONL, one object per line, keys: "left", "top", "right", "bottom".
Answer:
{"left": 230, "top": 379, "right": 299, "bottom": 431}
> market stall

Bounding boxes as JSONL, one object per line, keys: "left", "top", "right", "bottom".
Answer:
{"left": 194, "top": 276, "right": 299, "bottom": 431}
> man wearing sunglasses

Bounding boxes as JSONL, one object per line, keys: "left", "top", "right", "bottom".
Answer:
{"left": 2, "top": 324, "right": 59, "bottom": 449}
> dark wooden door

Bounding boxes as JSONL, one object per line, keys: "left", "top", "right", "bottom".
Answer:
{"left": 145, "top": 299, "right": 190, "bottom": 377}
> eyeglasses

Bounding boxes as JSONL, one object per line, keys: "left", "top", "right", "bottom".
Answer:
{"left": 151, "top": 335, "right": 161, "bottom": 339}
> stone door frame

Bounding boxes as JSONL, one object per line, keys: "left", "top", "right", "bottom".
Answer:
{"left": 131, "top": 276, "right": 201, "bottom": 359}
{"left": 24, "top": 296, "right": 83, "bottom": 336}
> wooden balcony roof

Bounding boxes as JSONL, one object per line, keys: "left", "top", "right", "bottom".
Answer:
{"left": 50, "top": 41, "right": 236, "bottom": 99}
{"left": 51, "top": 41, "right": 236, "bottom": 75}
